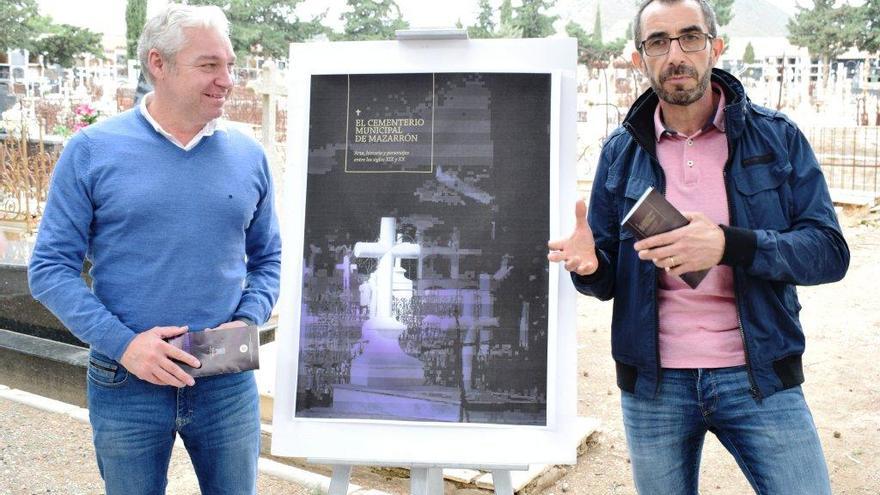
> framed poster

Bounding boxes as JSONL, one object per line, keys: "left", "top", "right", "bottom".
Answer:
{"left": 273, "top": 37, "right": 579, "bottom": 466}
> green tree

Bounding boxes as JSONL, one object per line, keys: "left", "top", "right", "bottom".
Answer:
{"left": 593, "top": 4, "right": 603, "bottom": 43}
{"left": 468, "top": 0, "right": 496, "bottom": 39}
{"left": 336, "top": 0, "right": 409, "bottom": 41}
{"left": 499, "top": 0, "right": 513, "bottom": 27}
{"left": 33, "top": 24, "right": 104, "bottom": 67}
{"left": 512, "top": 0, "right": 558, "bottom": 38}
{"left": 0, "top": 0, "right": 48, "bottom": 52}
{"left": 494, "top": 0, "right": 523, "bottom": 38}
{"left": 788, "top": 0, "right": 859, "bottom": 87}
{"left": 189, "top": 0, "right": 326, "bottom": 59}
{"left": 711, "top": 0, "right": 734, "bottom": 28}
{"left": 743, "top": 41, "right": 755, "bottom": 64}
{"left": 853, "top": 0, "right": 880, "bottom": 54}
{"left": 126, "top": 0, "right": 147, "bottom": 60}
{"left": 566, "top": 20, "right": 625, "bottom": 69}
{"left": 709, "top": 0, "right": 734, "bottom": 54}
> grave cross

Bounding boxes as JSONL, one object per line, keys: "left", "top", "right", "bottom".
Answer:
{"left": 247, "top": 60, "right": 287, "bottom": 204}
{"left": 354, "top": 217, "right": 420, "bottom": 322}
{"left": 247, "top": 60, "right": 288, "bottom": 154}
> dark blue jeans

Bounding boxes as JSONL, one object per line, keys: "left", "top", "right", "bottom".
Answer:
{"left": 86, "top": 351, "right": 261, "bottom": 495}
{"left": 621, "top": 366, "right": 831, "bottom": 495}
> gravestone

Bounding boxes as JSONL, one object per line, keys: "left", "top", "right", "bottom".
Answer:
{"left": 0, "top": 240, "right": 84, "bottom": 347}
{"left": 0, "top": 85, "right": 16, "bottom": 115}
{"left": 0, "top": 238, "right": 89, "bottom": 406}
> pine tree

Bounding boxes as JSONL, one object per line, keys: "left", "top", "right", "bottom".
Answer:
{"left": 788, "top": 0, "right": 860, "bottom": 87}
{"left": 188, "top": 0, "right": 326, "bottom": 59}
{"left": 742, "top": 42, "right": 755, "bottom": 64}
{"left": 468, "top": 0, "right": 496, "bottom": 39}
{"left": 566, "top": 20, "right": 625, "bottom": 69}
{"left": 512, "top": 0, "right": 558, "bottom": 39}
{"left": 854, "top": 0, "right": 880, "bottom": 54}
{"left": 0, "top": 0, "right": 46, "bottom": 52}
{"left": 338, "top": 0, "right": 409, "bottom": 41}
{"left": 125, "top": 0, "right": 147, "bottom": 60}
{"left": 499, "top": 0, "right": 513, "bottom": 27}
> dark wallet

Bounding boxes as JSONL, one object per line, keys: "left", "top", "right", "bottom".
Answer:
{"left": 166, "top": 325, "right": 260, "bottom": 377}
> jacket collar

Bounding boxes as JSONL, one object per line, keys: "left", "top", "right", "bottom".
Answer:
{"left": 623, "top": 68, "right": 748, "bottom": 158}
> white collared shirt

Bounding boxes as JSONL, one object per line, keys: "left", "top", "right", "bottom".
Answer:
{"left": 139, "top": 92, "right": 227, "bottom": 151}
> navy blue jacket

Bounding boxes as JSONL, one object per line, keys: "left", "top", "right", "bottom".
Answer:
{"left": 573, "top": 69, "right": 849, "bottom": 400}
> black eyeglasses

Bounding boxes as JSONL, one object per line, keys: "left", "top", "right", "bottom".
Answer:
{"left": 639, "top": 32, "right": 714, "bottom": 57}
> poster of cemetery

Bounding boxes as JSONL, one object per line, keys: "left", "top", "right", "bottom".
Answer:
{"left": 293, "top": 71, "right": 551, "bottom": 425}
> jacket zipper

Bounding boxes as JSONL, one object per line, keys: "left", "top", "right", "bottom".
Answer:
{"left": 723, "top": 150, "right": 762, "bottom": 400}
{"left": 624, "top": 121, "right": 666, "bottom": 396}
{"left": 655, "top": 165, "right": 665, "bottom": 397}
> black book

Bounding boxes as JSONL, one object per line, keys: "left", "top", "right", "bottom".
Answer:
{"left": 166, "top": 325, "right": 260, "bottom": 377}
{"left": 621, "top": 186, "right": 709, "bottom": 289}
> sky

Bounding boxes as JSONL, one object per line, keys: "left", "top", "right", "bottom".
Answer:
{"left": 36, "top": 0, "right": 808, "bottom": 49}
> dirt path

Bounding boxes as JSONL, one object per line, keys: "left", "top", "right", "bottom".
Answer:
{"left": 548, "top": 217, "right": 880, "bottom": 495}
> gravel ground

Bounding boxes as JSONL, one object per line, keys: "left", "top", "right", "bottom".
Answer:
{"left": 0, "top": 398, "right": 313, "bottom": 495}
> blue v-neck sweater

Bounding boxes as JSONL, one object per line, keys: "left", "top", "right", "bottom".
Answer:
{"left": 28, "top": 108, "right": 281, "bottom": 361}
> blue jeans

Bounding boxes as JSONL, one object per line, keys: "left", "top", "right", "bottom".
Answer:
{"left": 621, "top": 367, "right": 831, "bottom": 495}
{"left": 86, "top": 351, "right": 261, "bottom": 495}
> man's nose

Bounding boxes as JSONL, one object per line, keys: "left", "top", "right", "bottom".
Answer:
{"left": 216, "top": 67, "right": 233, "bottom": 89}
{"left": 666, "top": 38, "right": 689, "bottom": 61}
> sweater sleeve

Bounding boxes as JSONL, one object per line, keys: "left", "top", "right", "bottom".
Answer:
{"left": 232, "top": 154, "right": 281, "bottom": 325}
{"left": 28, "top": 133, "right": 137, "bottom": 360}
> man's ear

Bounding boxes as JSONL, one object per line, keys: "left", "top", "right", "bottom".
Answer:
{"left": 631, "top": 49, "right": 645, "bottom": 76}
{"left": 147, "top": 48, "right": 166, "bottom": 81}
{"left": 711, "top": 35, "right": 724, "bottom": 61}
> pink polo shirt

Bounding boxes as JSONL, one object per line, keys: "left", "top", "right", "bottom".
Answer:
{"left": 653, "top": 85, "right": 745, "bottom": 369}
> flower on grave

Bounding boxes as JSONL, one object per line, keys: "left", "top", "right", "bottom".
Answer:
{"left": 73, "top": 103, "right": 100, "bottom": 130}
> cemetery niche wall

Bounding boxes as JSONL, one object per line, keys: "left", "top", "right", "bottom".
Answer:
{"left": 273, "top": 38, "right": 579, "bottom": 466}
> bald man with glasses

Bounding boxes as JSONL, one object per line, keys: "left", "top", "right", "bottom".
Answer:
{"left": 548, "top": 0, "right": 848, "bottom": 493}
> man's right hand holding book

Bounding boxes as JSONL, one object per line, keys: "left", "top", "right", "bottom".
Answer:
{"left": 633, "top": 211, "right": 725, "bottom": 279}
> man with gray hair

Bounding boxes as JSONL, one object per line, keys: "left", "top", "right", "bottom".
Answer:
{"left": 29, "top": 4, "right": 280, "bottom": 494}
{"left": 549, "top": 0, "right": 847, "bottom": 493}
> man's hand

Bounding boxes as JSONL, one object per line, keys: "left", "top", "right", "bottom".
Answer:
{"left": 633, "top": 212, "right": 725, "bottom": 277}
{"left": 119, "top": 326, "right": 200, "bottom": 387}
{"left": 547, "top": 199, "right": 599, "bottom": 276}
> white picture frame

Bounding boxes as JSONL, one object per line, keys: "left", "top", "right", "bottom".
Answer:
{"left": 272, "top": 37, "right": 580, "bottom": 466}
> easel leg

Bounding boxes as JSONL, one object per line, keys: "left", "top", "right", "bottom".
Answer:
{"left": 410, "top": 467, "right": 444, "bottom": 495}
{"left": 491, "top": 470, "right": 514, "bottom": 495}
{"left": 328, "top": 465, "right": 352, "bottom": 495}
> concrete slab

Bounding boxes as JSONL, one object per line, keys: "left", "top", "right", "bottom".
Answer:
{"left": 829, "top": 188, "right": 880, "bottom": 207}
{"left": 443, "top": 468, "right": 483, "bottom": 484}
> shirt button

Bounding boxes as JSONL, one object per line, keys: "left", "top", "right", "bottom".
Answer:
{"left": 687, "top": 160, "right": 694, "bottom": 167}
{"left": 687, "top": 139, "right": 694, "bottom": 145}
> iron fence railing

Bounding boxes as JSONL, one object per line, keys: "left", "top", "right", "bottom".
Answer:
{"left": 804, "top": 126, "right": 880, "bottom": 194}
